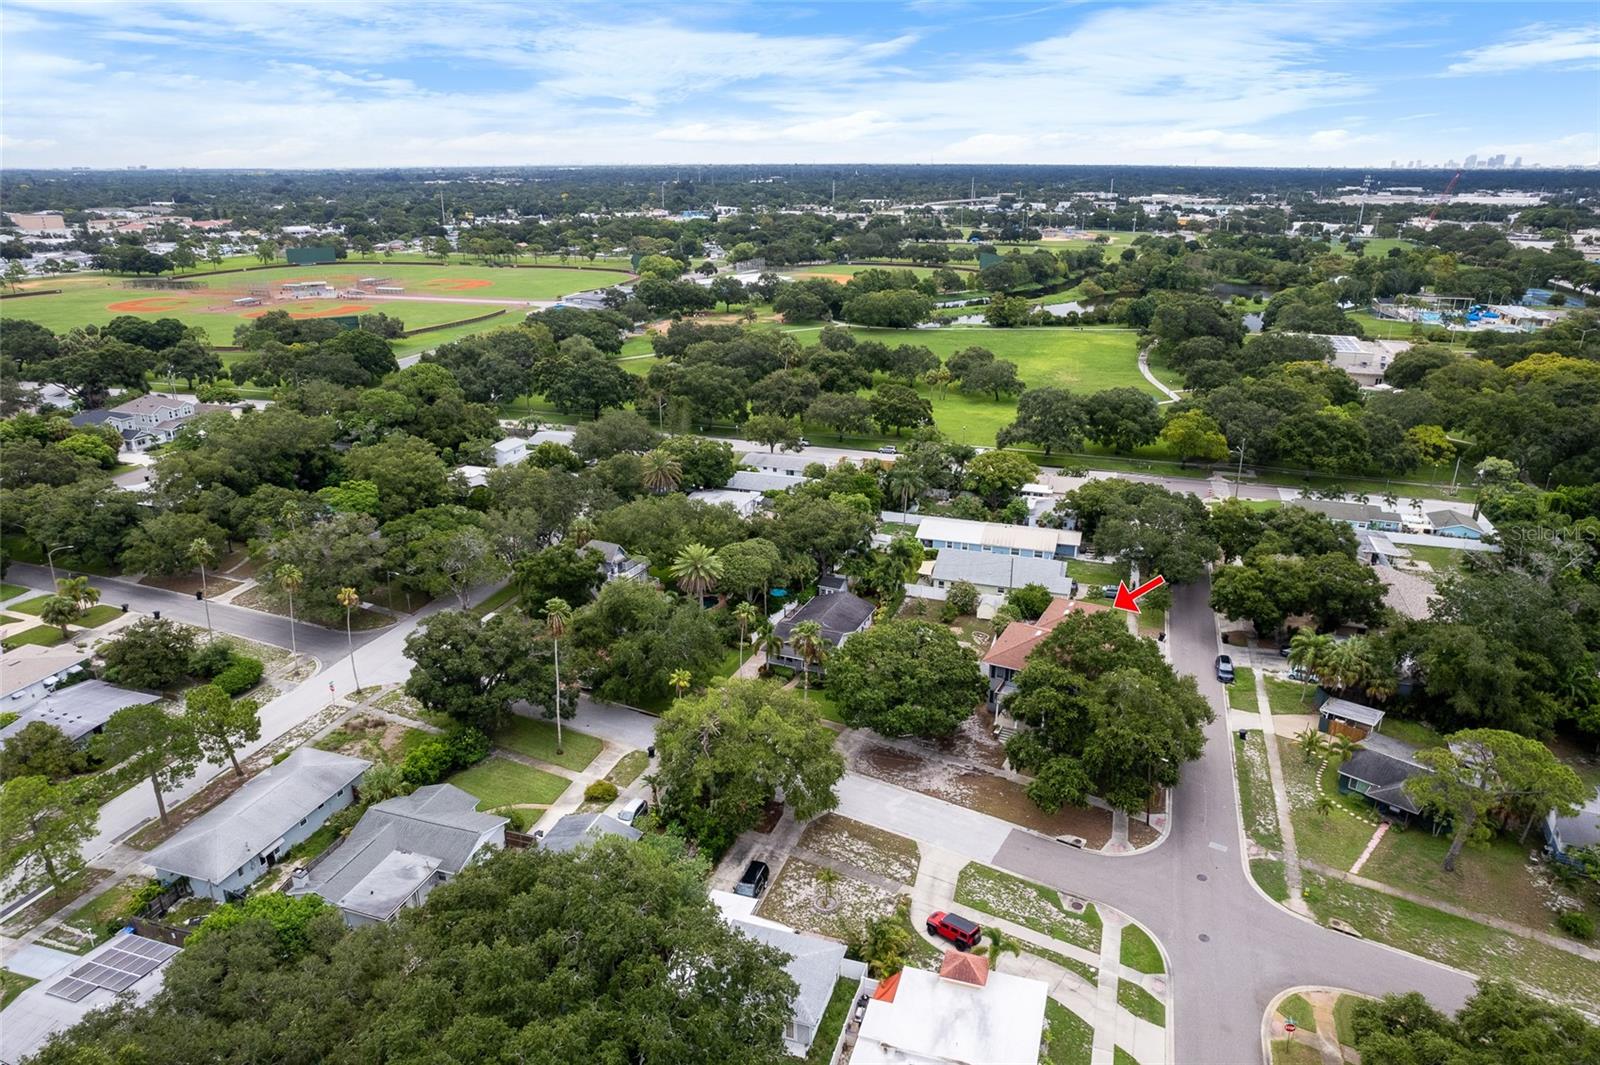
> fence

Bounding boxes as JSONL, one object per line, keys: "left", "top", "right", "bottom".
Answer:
{"left": 129, "top": 916, "right": 191, "bottom": 946}
{"left": 0, "top": 288, "right": 62, "bottom": 300}
{"left": 400, "top": 308, "right": 507, "bottom": 337}
{"left": 505, "top": 829, "right": 537, "bottom": 850}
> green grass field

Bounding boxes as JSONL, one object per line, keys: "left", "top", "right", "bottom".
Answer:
{"left": 448, "top": 756, "right": 570, "bottom": 809}
{"left": 2, "top": 625, "right": 66, "bottom": 650}
{"left": 786, "top": 263, "right": 944, "bottom": 279}
{"left": 494, "top": 717, "right": 602, "bottom": 773}
{"left": 3, "top": 263, "right": 630, "bottom": 354}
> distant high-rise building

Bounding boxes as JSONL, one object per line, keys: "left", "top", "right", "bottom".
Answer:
{"left": 1512, "top": 156, "right": 1523, "bottom": 168}
{"left": 1464, "top": 154, "right": 1478, "bottom": 168}
{"left": 1488, "top": 154, "right": 1505, "bottom": 168}
{"left": 1390, "top": 159, "right": 1397, "bottom": 169}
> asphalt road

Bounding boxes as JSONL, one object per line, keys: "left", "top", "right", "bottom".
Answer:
{"left": 988, "top": 579, "right": 1476, "bottom": 1063}
{"left": 6, "top": 562, "right": 386, "bottom": 661}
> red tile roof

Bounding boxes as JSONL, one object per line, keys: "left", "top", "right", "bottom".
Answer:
{"left": 871, "top": 970, "right": 901, "bottom": 1002}
{"left": 981, "top": 597, "right": 1110, "bottom": 672}
{"left": 938, "top": 949, "right": 989, "bottom": 986}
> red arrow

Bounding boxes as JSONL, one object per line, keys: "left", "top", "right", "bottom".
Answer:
{"left": 1112, "top": 575, "right": 1166, "bottom": 614}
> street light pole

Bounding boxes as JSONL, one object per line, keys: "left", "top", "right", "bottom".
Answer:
{"left": 1232, "top": 440, "right": 1247, "bottom": 498}
{"left": 45, "top": 544, "right": 75, "bottom": 585}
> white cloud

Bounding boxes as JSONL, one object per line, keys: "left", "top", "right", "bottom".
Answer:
{"left": 1446, "top": 24, "right": 1600, "bottom": 75}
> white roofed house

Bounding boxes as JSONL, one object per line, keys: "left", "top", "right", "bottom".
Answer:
{"left": 489, "top": 437, "right": 528, "bottom": 467}
{"left": 288, "top": 784, "right": 506, "bottom": 926}
{"left": 741, "top": 450, "right": 819, "bottom": 479}
{"left": 854, "top": 949, "right": 1048, "bottom": 1065}
{"left": 914, "top": 515, "right": 1081, "bottom": 560}
{"left": 147, "top": 748, "right": 370, "bottom": 902}
{"left": 921, "top": 552, "right": 1074, "bottom": 597}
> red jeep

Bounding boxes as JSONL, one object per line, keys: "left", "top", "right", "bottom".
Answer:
{"left": 925, "top": 910, "right": 982, "bottom": 950}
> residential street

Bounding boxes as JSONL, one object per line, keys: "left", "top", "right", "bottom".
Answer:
{"left": 5, "top": 562, "right": 384, "bottom": 661}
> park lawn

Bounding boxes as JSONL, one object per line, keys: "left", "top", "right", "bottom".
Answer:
{"left": 10, "top": 595, "right": 54, "bottom": 616}
{"left": 787, "top": 263, "right": 942, "bottom": 279}
{"left": 1226, "top": 668, "right": 1258, "bottom": 712}
{"left": 0, "top": 583, "right": 28, "bottom": 602}
{"left": 1235, "top": 733, "right": 1283, "bottom": 853}
{"left": 1119, "top": 923, "right": 1164, "bottom": 974}
{"left": 448, "top": 757, "right": 570, "bottom": 810}
{"left": 1117, "top": 980, "right": 1165, "bottom": 1027}
{"left": 495, "top": 717, "right": 602, "bottom": 773}
{"left": 1359, "top": 825, "right": 1594, "bottom": 935}
{"left": 76, "top": 604, "right": 124, "bottom": 628}
{"left": 1276, "top": 737, "right": 1380, "bottom": 871}
{"left": 2, "top": 625, "right": 66, "bottom": 650}
{"left": 1042, "top": 999, "right": 1094, "bottom": 1065}
{"left": 1301, "top": 870, "right": 1599, "bottom": 1009}
{"left": 604, "top": 749, "right": 650, "bottom": 789}
{"left": 1263, "top": 675, "right": 1314, "bottom": 715}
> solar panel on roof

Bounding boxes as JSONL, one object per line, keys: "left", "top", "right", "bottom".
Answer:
{"left": 46, "top": 977, "right": 95, "bottom": 1002}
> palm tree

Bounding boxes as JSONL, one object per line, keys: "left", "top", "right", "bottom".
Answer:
{"left": 190, "top": 538, "right": 217, "bottom": 641}
{"left": 544, "top": 597, "right": 572, "bottom": 754}
{"left": 816, "top": 867, "right": 841, "bottom": 908}
{"left": 56, "top": 575, "right": 99, "bottom": 614}
{"left": 884, "top": 465, "right": 926, "bottom": 514}
{"left": 1295, "top": 728, "right": 1325, "bottom": 764}
{"left": 1327, "top": 734, "right": 1356, "bottom": 765}
{"left": 569, "top": 517, "right": 595, "bottom": 547}
{"left": 337, "top": 586, "right": 361, "bottom": 695}
{"left": 925, "top": 365, "right": 954, "bottom": 398}
{"left": 1287, "top": 630, "right": 1333, "bottom": 700}
{"left": 39, "top": 594, "right": 80, "bottom": 637}
{"left": 1324, "top": 637, "right": 1377, "bottom": 695}
{"left": 733, "top": 602, "right": 761, "bottom": 669}
{"left": 277, "top": 565, "right": 303, "bottom": 654}
{"left": 758, "top": 623, "right": 783, "bottom": 676}
{"left": 1314, "top": 794, "right": 1336, "bottom": 819}
{"left": 974, "top": 927, "right": 1021, "bottom": 972}
{"left": 641, "top": 451, "right": 683, "bottom": 495}
{"left": 790, "top": 621, "right": 828, "bottom": 700}
{"left": 670, "top": 543, "right": 723, "bottom": 602}
{"left": 669, "top": 668, "right": 692, "bottom": 700}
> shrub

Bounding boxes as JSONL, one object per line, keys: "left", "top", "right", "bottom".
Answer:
{"left": 213, "top": 656, "right": 264, "bottom": 696}
{"left": 584, "top": 780, "right": 619, "bottom": 803}
{"left": 946, "top": 580, "right": 979, "bottom": 617}
{"left": 187, "top": 641, "right": 236, "bottom": 679}
{"left": 1557, "top": 910, "right": 1594, "bottom": 941}
{"left": 398, "top": 725, "right": 490, "bottom": 787}
{"left": 101, "top": 618, "right": 198, "bottom": 690}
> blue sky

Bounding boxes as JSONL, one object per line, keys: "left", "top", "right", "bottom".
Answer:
{"left": 2, "top": 1, "right": 1596, "bottom": 169}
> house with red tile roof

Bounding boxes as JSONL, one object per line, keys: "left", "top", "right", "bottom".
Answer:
{"left": 981, "top": 597, "right": 1111, "bottom": 709}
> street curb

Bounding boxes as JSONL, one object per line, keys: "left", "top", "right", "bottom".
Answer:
{"left": 1259, "top": 985, "right": 1370, "bottom": 1065}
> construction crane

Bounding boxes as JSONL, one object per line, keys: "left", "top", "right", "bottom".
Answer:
{"left": 1428, "top": 169, "right": 1463, "bottom": 221}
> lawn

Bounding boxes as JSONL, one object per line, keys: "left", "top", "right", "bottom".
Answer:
{"left": 62, "top": 875, "right": 150, "bottom": 941}
{"left": 1067, "top": 559, "right": 1126, "bottom": 588}
{"left": 805, "top": 978, "right": 857, "bottom": 1065}
{"left": 1119, "top": 923, "right": 1164, "bottom": 974}
{"left": 1235, "top": 732, "right": 1283, "bottom": 852}
{"left": 447, "top": 756, "right": 570, "bottom": 810}
{"left": 1020, "top": 940, "right": 1099, "bottom": 985}
{"left": 495, "top": 716, "right": 602, "bottom": 772}
{"left": 1333, "top": 994, "right": 1364, "bottom": 1047}
{"left": 755, "top": 858, "right": 902, "bottom": 942}
{"left": 1252, "top": 859, "right": 1290, "bottom": 902}
{"left": 2, "top": 624, "right": 66, "bottom": 650}
{"left": 468, "top": 583, "right": 519, "bottom": 617}
{"left": 1377, "top": 717, "right": 1446, "bottom": 748}
{"left": 1263, "top": 675, "right": 1314, "bottom": 715}
{"left": 76, "top": 604, "right": 124, "bottom": 628}
{"left": 1117, "top": 980, "right": 1165, "bottom": 1027}
{"left": 1227, "top": 668, "right": 1258, "bottom": 712}
{"left": 604, "top": 749, "right": 650, "bottom": 789}
{"left": 1113, "top": 1048, "right": 1141, "bottom": 1065}
{"left": 798, "top": 814, "right": 920, "bottom": 884}
{"left": 1277, "top": 738, "right": 1379, "bottom": 870}
{"left": 1270, "top": 1041, "right": 1323, "bottom": 1065}
{"left": 1, "top": 969, "right": 38, "bottom": 1009}
{"left": 954, "top": 863, "right": 1102, "bottom": 952}
{"left": 1395, "top": 543, "right": 1469, "bottom": 577}
{"left": 1301, "top": 870, "right": 1600, "bottom": 1009}
{"left": 10, "top": 595, "right": 54, "bottom": 615}
{"left": 0, "top": 583, "right": 28, "bottom": 602}
{"left": 1042, "top": 999, "right": 1094, "bottom": 1065}
{"left": 1275, "top": 992, "right": 1317, "bottom": 1031}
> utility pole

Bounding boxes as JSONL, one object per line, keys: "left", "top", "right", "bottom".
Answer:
{"left": 439, "top": 190, "right": 445, "bottom": 226}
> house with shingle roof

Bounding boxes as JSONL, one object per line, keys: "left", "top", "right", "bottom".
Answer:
{"left": 288, "top": 784, "right": 505, "bottom": 926}
{"left": 769, "top": 590, "right": 875, "bottom": 675}
{"left": 148, "top": 748, "right": 370, "bottom": 901}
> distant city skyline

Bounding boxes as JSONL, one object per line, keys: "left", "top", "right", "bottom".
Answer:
{"left": 2, "top": 1, "right": 1596, "bottom": 170}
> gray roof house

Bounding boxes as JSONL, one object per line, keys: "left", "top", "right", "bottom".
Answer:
{"left": 1289, "top": 499, "right": 1404, "bottom": 532}
{"left": 148, "top": 748, "right": 370, "bottom": 902}
{"left": 1426, "top": 509, "right": 1487, "bottom": 539}
{"left": 585, "top": 540, "right": 650, "bottom": 583}
{"left": 729, "top": 917, "right": 855, "bottom": 1057}
{"left": 727, "top": 470, "right": 803, "bottom": 493}
{"left": 1337, "top": 737, "right": 1429, "bottom": 822}
{"left": 769, "top": 590, "right": 876, "bottom": 674}
{"left": 538, "top": 812, "right": 642, "bottom": 853}
{"left": 289, "top": 784, "right": 506, "bottom": 926}
{"left": 1544, "top": 794, "right": 1600, "bottom": 864}
{"left": 922, "top": 552, "right": 1073, "bottom": 596}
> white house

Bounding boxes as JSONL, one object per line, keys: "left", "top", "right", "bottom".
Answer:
{"left": 490, "top": 437, "right": 528, "bottom": 467}
{"left": 915, "top": 515, "right": 1080, "bottom": 560}
{"left": 69, "top": 396, "right": 199, "bottom": 452}
{"left": 688, "top": 488, "right": 765, "bottom": 517}
{"left": 854, "top": 950, "right": 1047, "bottom": 1065}
{"left": 148, "top": 748, "right": 370, "bottom": 902}
{"left": 584, "top": 540, "right": 650, "bottom": 582}
{"left": 741, "top": 451, "right": 818, "bottom": 478}
{"left": 288, "top": 784, "right": 505, "bottom": 926}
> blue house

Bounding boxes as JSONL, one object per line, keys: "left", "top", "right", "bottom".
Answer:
{"left": 1426, "top": 509, "right": 1486, "bottom": 540}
